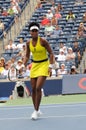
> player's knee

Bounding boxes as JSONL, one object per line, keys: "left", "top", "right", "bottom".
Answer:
{"left": 32, "top": 88, "right": 36, "bottom": 94}
{"left": 36, "top": 87, "right": 41, "bottom": 92}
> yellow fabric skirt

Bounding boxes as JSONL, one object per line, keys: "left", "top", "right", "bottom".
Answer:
{"left": 30, "top": 60, "right": 49, "bottom": 78}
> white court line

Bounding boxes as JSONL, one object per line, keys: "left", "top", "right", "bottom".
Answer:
{"left": 42, "top": 114, "right": 86, "bottom": 119}
{"left": 1, "top": 102, "right": 86, "bottom": 110}
{"left": 0, "top": 114, "right": 86, "bottom": 121}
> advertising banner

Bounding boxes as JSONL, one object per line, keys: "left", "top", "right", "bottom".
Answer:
{"left": 62, "top": 74, "right": 86, "bottom": 94}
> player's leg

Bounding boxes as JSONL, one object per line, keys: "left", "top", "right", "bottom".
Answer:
{"left": 31, "top": 78, "right": 37, "bottom": 110}
{"left": 30, "top": 76, "right": 46, "bottom": 119}
{"left": 35, "top": 76, "right": 46, "bottom": 111}
{"left": 31, "top": 78, "right": 40, "bottom": 119}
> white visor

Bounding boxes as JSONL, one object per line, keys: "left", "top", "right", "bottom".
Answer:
{"left": 30, "top": 26, "right": 39, "bottom": 31}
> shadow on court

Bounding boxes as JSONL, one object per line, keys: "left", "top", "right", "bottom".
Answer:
{"left": 0, "top": 103, "right": 86, "bottom": 130}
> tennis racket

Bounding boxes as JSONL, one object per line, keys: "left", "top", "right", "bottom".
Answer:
{"left": 8, "top": 65, "right": 18, "bottom": 82}
{"left": 8, "top": 64, "right": 25, "bottom": 82}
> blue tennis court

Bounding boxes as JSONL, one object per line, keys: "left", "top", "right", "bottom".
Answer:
{"left": 0, "top": 103, "right": 86, "bottom": 130}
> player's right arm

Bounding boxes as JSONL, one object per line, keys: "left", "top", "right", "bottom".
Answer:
{"left": 24, "top": 41, "right": 30, "bottom": 66}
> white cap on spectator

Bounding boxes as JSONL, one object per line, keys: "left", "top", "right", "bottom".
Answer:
{"left": 48, "top": 10, "right": 51, "bottom": 12}
{"left": 18, "top": 59, "right": 23, "bottom": 63}
{"left": 59, "top": 48, "right": 64, "bottom": 53}
{"left": 61, "top": 63, "right": 65, "bottom": 67}
{"left": 1, "top": 57, "right": 5, "bottom": 61}
{"left": 71, "top": 65, "right": 76, "bottom": 69}
{"left": 68, "top": 47, "right": 72, "bottom": 50}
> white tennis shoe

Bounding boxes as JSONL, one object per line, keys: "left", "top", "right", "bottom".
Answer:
{"left": 31, "top": 110, "right": 43, "bottom": 120}
{"left": 31, "top": 110, "right": 38, "bottom": 120}
{"left": 37, "top": 109, "right": 43, "bottom": 117}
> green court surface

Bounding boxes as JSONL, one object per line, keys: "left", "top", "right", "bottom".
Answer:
{"left": 1, "top": 94, "right": 86, "bottom": 106}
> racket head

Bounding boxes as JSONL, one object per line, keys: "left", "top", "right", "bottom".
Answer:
{"left": 8, "top": 65, "right": 18, "bottom": 82}
{"left": 8, "top": 63, "right": 30, "bottom": 82}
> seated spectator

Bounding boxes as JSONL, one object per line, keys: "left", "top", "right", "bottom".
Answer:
{"left": 0, "top": 20, "right": 6, "bottom": 37}
{"left": 22, "top": 65, "right": 31, "bottom": 78}
{"left": 7, "top": 6, "right": 14, "bottom": 16}
{"left": 16, "top": 59, "right": 25, "bottom": 78}
{"left": 8, "top": 1, "right": 21, "bottom": 23}
{"left": 10, "top": 0, "right": 21, "bottom": 14}
{"left": 0, "top": 61, "right": 5, "bottom": 74}
{"left": 51, "top": 69, "right": 57, "bottom": 77}
{"left": 72, "top": 41, "right": 81, "bottom": 62}
{"left": 66, "top": 47, "right": 76, "bottom": 62}
{"left": 35, "top": 1, "right": 42, "bottom": 10}
{"left": 56, "top": 48, "right": 66, "bottom": 62}
{"left": 5, "top": 39, "right": 17, "bottom": 51}
{"left": 44, "top": 22, "right": 55, "bottom": 37}
{"left": 50, "top": 2, "right": 56, "bottom": 15}
{"left": 76, "top": 28, "right": 86, "bottom": 42}
{"left": 51, "top": 25, "right": 63, "bottom": 37}
{"left": 1, "top": 63, "right": 9, "bottom": 79}
{"left": 0, "top": 57, "right": 5, "bottom": 67}
{"left": 6, "top": 60, "right": 13, "bottom": 69}
{"left": 46, "top": 9, "right": 53, "bottom": 20}
{"left": 10, "top": 57, "right": 17, "bottom": 66}
{"left": 16, "top": 59, "right": 25, "bottom": 71}
{"left": 76, "top": 28, "right": 84, "bottom": 39}
{"left": 1, "top": 8, "right": 8, "bottom": 16}
{"left": 40, "top": 15, "right": 50, "bottom": 26}
{"left": 51, "top": 15, "right": 58, "bottom": 26}
{"left": 59, "top": 42, "right": 67, "bottom": 55}
{"left": 54, "top": 9, "right": 62, "bottom": 20}
{"left": 16, "top": 44, "right": 26, "bottom": 59}
{"left": 66, "top": 10, "right": 75, "bottom": 22}
{"left": 74, "top": 0, "right": 83, "bottom": 5}
{"left": 0, "top": 20, "right": 5, "bottom": 32}
{"left": 57, "top": 63, "right": 67, "bottom": 77}
{"left": 78, "top": 22, "right": 86, "bottom": 31}
{"left": 16, "top": 37, "right": 26, "bottom": 50}
{"left": 83, "top": 12, "right": 86, "bottom": 23}
{"left": 57, "top": 3, "right": 63, "bottom": 12}
{"left": 70, "top": 65, "right": 78, "bottom": 74}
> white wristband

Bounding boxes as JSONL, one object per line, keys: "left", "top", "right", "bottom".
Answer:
{"left": 49, "top": 64, "right": 55, "bottom": 69}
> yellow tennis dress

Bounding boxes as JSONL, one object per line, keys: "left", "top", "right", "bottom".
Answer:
{"left": 29, "top": 36, "right": 49, "bottom": 78}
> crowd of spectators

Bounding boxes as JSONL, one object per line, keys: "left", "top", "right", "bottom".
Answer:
{"left": 35, "top": 0, "right": 86, "bottom": 77}
{"left": 0, "top": 0, "right": 24, "bottom": 38}
{"left": 0, "top": 0, "right": 86, "bottom": 79}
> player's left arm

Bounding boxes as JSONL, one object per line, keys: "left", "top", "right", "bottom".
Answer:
{"left": 41, "top": 38, "right": 55, "bottom": 64}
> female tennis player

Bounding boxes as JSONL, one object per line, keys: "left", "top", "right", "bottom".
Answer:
{"left": 24, "top": 22, "right": 55, "bottom": 120}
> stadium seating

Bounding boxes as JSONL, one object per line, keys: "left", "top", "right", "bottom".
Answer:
{"left": 0, "top": 0, "right": 30, "bottom": 39}
{"left": 1, "top": 0, "right": 86, "bottom": 74}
